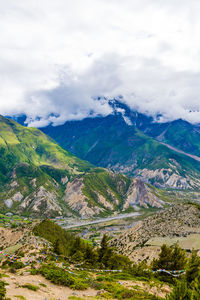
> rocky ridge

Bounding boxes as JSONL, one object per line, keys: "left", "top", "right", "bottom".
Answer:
{"left": 110, "top": 204, "right": 200, "bottom": 262}
{"left": 2, "top": 169, "right": 166, "bottom": 218}
{"left": 63, "top": 175, "right": 164, "bottom": 218}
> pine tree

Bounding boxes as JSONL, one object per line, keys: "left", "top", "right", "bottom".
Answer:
{"left": 171, "top": 243, "right": 187, "bottom": 270}
{"left": 84, "top": 244, "right": 98, "bottom": 265}
{"left": 99, "top": 234, "right": 110, "bottom": 261}
{"left": 53, "top": 238, "right": 65, "bottom": 255}
{"left": 152, "top": 244, "right": 173, "bottom": 270}
{"left": 71, "top": 236, "right": 82, "bottom": 255}
{"left": 186, "top": 250, "right": 200, "bottom": 284}
{"left": 167, "top": 280, "right": 189, "bottom": 300}
{"left": 191, "top": 278, "right": 200, "bottom": 299}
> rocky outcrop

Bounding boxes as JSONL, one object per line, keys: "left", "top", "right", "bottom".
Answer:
{"left": 20, "top": 186, "right": 62, "bottom": 216}
{"left": 1, "top": 168, "right": 168, "bottom": 218}
{"left": 4, "top": 192, "right": 24, "bottom": 208}
{"left": 12, "top": 192, "right": 23, "bottom": 201}
{"left": 135, "top": 168, "right": 200, "bottom": 189}
{"left": 4, "top": 199, "right": 13, "bottom": 208}
{"left": 61, "top": 176, "right": 68, "bottom": 185}
{"left": 63, "top": 175, "right": 165, "bottom": 217}
{"left": 123, "top": 179, "right": 163, "bottom": 209}
{"left": 63, "top": 178, "right": 104, "bottom": 217}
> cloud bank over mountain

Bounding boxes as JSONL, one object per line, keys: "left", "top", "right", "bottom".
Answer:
{"left": 0, "top": 0, "right": 200, "bottom": 126}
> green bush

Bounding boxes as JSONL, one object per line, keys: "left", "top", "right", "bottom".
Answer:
{"left": 21, "top": 283, "right": 39, "bottom": 291}
{"left": 152, "top": 243, "right": 187, "bottom": 271}
{"left": 9, "top": 261, "right": 25, "bottom": 270}
{"left": 14, "top": 296, "right": 26, "bottom": 300}
{"left": 167, "top": 250, "right": 200, "bottom": 299}
{"left": 95, "top": 281, "right": 160, "bottom": 299}
{"left": 0, "top": 281, "right": 6, "bottom": 299}
{"left": 38, "top": 264, "right": 89, "bottom": 290}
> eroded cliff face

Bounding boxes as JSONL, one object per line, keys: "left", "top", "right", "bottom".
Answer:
{"left": 63, "top": 175, "right": 164, "bottom": 218}
{"left": 63, "top": 178, "right": 104, "bottom": 217}
{"left": 19, "top": 186, "right": 62, "bottom": 216}
{"left": 2, "top": 169, "right": 166, "bottom": 218}
{"left": 135, "top": 168, "right": 200, "bottom": 189}
{"left": 123, "top": 179, "right": 163, "bottom": 210}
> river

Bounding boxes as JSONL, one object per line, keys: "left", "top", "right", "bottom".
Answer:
{"left": 60, "top": 212, "right": 141, "bottom": 229}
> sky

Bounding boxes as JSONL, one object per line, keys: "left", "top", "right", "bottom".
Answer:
{"left": 0, "top": 0, "right": 200, "bottom": 126}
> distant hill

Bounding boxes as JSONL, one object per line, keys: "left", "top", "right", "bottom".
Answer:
{"left": 110, "top": 203, "right": 200, "bottom": 263}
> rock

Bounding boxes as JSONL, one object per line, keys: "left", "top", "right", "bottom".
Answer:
{"left": 61, "top": 176, "right": 68, "bottom": 184}
{"left": 135, "top": 168, "right": 200, "bottom": 189}
{"left": 10, "top": 181, "right": 18, "bottom": 188}
{"left": 13, "top": 192, "right": 23, "bottom": 201}
{"left": 63, "top": 178, "right": 104, "bottom": 217}
{"left": 123, "top": 178, "right": 163, "bottom": 209}
{"left": 30, "top": 178, "right": 37, "bottom": 187}
{"left": 4, "top": 199, "right": 13, "bottom": 208}
{"left": 96, "top": 290, "right": 105, "bottom": 295}
{"left": 20, "top": 186, "right": 62, "bottom": 217}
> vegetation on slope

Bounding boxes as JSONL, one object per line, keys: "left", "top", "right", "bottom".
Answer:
{"left": 0, "top": 115, "right": 165, "bottom": 217}
{"left": 0, "top": 116, "right": 93, "bottom": 216}
{"left": 167, "top": 251, "right": 200, "bottom": 299}
{"left": 33, "top": 219, "right": 200, "bottom": 299}
{"left": 1, "top": 218, "right": 200, "bottom": 299}
{"left": 82, "top": 168, "right": 131, "bottom": 211}
{"left": 41, "top": 114, "right": 200, "bottom": 188}
{"left": 0, "top": 115, "right": 91, "bottom": 182}
{"left": 34, "top": 220, "right": 130, "bottom": 269}
{"left": 147, "top": 119, "right": 200, "bottom": 157}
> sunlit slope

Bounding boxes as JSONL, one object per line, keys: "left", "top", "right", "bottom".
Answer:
{"left": 0, "top": 115, "right": 92, "bottom": 183}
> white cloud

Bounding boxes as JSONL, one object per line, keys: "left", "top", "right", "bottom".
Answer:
{"left": 0, "top": 0, "right": 200, "bottom": 125}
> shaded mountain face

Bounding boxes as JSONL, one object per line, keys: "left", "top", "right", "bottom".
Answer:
{"left": 40, "top": 100, "right": 200, "bottom": 189}
{"left": 0, "top": 115, "right": 164, "bottom": 217}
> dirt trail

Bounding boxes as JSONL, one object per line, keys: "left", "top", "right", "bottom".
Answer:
{"left": 5, "top": 272, "right": 171, "bottom": 300}
{"left": 5, "top": 273, "right": 97, "bottom": 300}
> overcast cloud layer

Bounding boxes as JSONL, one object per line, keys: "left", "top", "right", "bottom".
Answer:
{"left": 0, "top": 0, "right": 200, "bottom": 126}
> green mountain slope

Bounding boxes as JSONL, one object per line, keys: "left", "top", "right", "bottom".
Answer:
{"left": 42, "top": 114, "right": 200, "bottom": 189}
{"left": 0, "top": 115, "right": 164, "bottom": 217}
{"left": 0, "top": 115, "right": 91, "bottom": 178}
{"left": 153, "top": 119, "right": 200, "bottom": 156}
{"left": 0, "top": 115, "right": 94, "bottom": 216}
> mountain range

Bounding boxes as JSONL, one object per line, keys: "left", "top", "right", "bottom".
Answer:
{"left": 40, "top": 99, "right": 200, "bottom": 189}
{"left": 0, "top": 115, "right": 165, "bottom": 217}
{"left": 2, "top": 98, "right": 200, "bottom": 217}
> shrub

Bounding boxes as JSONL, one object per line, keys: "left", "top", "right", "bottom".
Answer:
{"left": 152, "top": 243, "right": 187, "bottom": 271}
{"left": 14, "top": 296, "right": 26, "bottom": 300}
{"left": 95, "top": 281, "right": 160, "bottom": 299}
{"left": 9, "top": 261, "right": 25, "bottom": 270}
{"left": 39, "top": 283, "right": 47, "bottom": 287}
{"left": 38, "top": 264, "right": 89, "bottom": 290}
{"left": 0, "top": 281, "right": 6, "bottom": 299}
{"left": 21, "top": 283, "right": 39, "bottom": 291}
